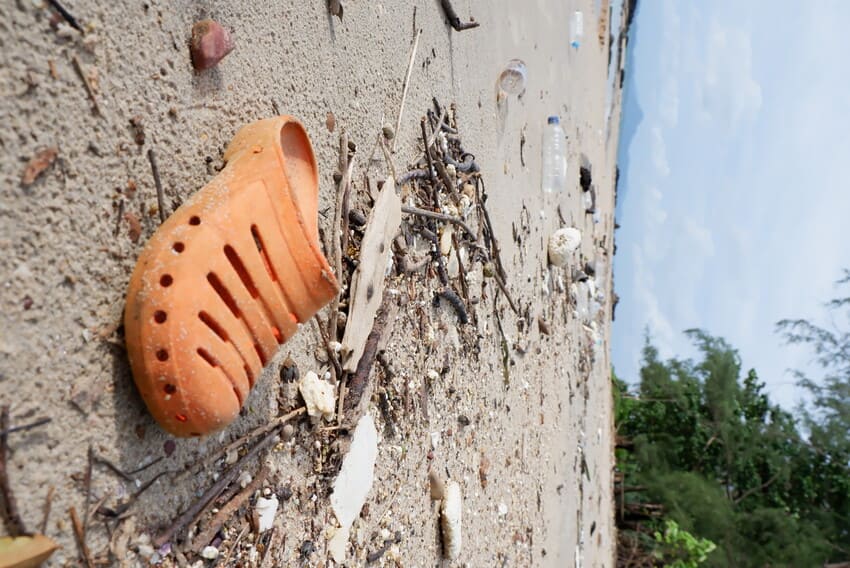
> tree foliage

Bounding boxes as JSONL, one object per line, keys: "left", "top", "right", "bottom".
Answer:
{"left": 615, "top": 326, "right": 848, "bottom": 566}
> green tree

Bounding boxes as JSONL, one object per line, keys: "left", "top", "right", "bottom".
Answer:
{"left": 776, "top": 269, "right": 850, "bottom": 556}
{"left": 615, "top": 331, "right": 839, "bottom": 566}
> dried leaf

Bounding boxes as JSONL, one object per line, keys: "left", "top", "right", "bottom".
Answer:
{"left": 0, "top": 534, "right": 59, "bottom": 567}
{"left": 21, "top": 147, "right": 58, "bottom": 186}
{"left": 124, "top": 212, "right": 141, "bottom": 243}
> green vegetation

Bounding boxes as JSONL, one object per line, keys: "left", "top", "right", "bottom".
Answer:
{"left": 615, "top": 272, "right": 850, "bottom": 566}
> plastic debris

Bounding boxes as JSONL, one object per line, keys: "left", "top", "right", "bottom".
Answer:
{"left": 254, "top": 495, "right": 279, "bottom": 533}
{"left": 440, "top": 481, "right": 462, "bottom": 559}
{"left": 329, "top": 414, "right": 379, "bottom": 563}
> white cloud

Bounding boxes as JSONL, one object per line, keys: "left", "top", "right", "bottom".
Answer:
{"left": 699, "top": 20, "right": 762, "bottom": 127}
{"left": 681, "top": 217, "right": 715, "bottom": 257}
{"left": 632, "top": 246, "right": 676, "bottom": 359}
{"left": 650, "top": 126, "right": 671, "bottom": 178}
{"left": 658, "top": 76, "right": 680, "bottom": 128}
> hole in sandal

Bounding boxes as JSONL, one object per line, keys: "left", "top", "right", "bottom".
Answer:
{"left": 173, "top": 242, "right": 185, "bottom": 253}
{"left": 154, "top": 310, "right": 167, "bottom": 324}
{"left": 164, "top": 384, "right": 176, "bottom": 394}
{"left": 197, "top": 347, "right": 243, "bottom": 404}
{"left": 251, "top": 225, "right": 279, "bottom": 283}
{"left": 189, "top": 216, "right": 201, "bottom": 225}
{"left": 207, "top": 273, "right": 242, "bottom": 318}
{"left": 224, "top": 245, "right": 259, "bottom": 298}
{"left": 198, "top": 311, "right": 229, "bottom": 341}
{"left": 160, "top": 274, "right": 173, "bottom": 287}
{"left": 156, "top": 349, "right": 169, "bottom": 361}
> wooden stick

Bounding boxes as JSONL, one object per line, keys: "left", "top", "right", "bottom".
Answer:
{"left": 47, "top": 0, "right": 83, "bottom": 31}
{"left": 40, "top": 485, "right": 54, "bottom": 534}
{"left": 0, "top": 417, "right": 51, "bottom": 436}
{"left": 154, "top": 406, "right": 306, "bottom": 547}
{"left": 0, "top": 406, "right": 26, "bottom": 536}
{"left": 147, "top": 149, "right": 166, "bottom": 224}
{"left": 345, "top": 292, "right": 391, "bottom": 408}
{"left": 71, "top": 56, "right": 101, "bottom": 115}
{"left": 392, "top": 29, "right": 422, "bottom": 152}
{"left": 192, "top": 465, "right": 269, "bottom": 551}
{"left": 401, "top": 205, "right": 477, "bottom": 241}
{"left": 154, "top": 429, "right": 277, "bottom": 547}
{"left": 184, "top": 407, "right": 305, "bottom": 482}
{"left": 70, "top": 506, "right": 95, "bottom": 568}
{"left": 439, "top": 0, "right": 480, "bottom": 31}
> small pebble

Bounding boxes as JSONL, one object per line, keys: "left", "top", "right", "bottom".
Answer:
{"left": 200, "top": 546, "right": 219, "bottom": 560}
{"left": 190, "top": 20, "right": 234, "bottom": 71}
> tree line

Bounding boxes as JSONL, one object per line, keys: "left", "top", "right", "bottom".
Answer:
{"left": 615, "top": 272, "right": 850, "bottom": 566}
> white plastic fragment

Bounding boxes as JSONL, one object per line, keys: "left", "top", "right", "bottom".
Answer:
{"left": 548, "top": 227, "right": 582, "bottom": 267}
{"left": 254, "top": 495, "right": 278, "bottom": 533}
{"left": 329, "top": 414, "right": 379, "bottom": 563}
{"left": 441, "top": 481, "right": 462, "bottom": 559}
{"left": 298, "top": 371, "right": 335, "bottom": 422}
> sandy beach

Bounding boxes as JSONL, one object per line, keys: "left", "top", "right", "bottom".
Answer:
{"left": 0, "top": 0, "right": 624, "bottom": 565}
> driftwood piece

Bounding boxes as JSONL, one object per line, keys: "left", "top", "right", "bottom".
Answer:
{"left": 340, "top": 177, "right": 401, "bottom": 372}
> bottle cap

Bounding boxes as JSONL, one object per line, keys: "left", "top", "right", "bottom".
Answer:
{"left": 547, "top": 116, "right": 559, "bottom": 125}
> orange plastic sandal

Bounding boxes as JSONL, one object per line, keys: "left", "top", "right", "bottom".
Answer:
{"left": 124, "top": 116, "right": 338, "bottom": 437}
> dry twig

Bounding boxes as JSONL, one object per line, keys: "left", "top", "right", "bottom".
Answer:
{"left": 192, "top": 466, "right": 269, "bottom": 551}
{"left": 392, "top": 29, "right": 422, "bottom": 152}
{"left": 147, "top": 149, "right": 166, "bottom": 224}
{"left": 70, "top": 506, "right": 95, "bottom": 568}
{"left": 0, "top": 406, "right": 26, "bottom": 536}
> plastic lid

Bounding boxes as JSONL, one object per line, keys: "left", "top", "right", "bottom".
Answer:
{"left": 547, "top": 116, "right": 560, "bottom": 125}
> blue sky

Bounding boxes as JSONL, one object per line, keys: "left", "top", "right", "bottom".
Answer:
{"left": 612, "top": 0, "right": 850, "bottom": 409}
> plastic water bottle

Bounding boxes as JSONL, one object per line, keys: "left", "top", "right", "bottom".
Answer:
{"left": 498, "top": 59, "right": 527, "bottom": 96}
{"left": 541, "top": 116, "right": 567, "bottom": 193}
{"left": 570, "top": 11, "right": 583, "bottom": 48}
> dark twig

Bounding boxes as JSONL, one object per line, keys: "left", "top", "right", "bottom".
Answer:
{"left": 401, "top": 205, "right": 477, "bottom": 241}
{"left": 147, "top": 149, "right": 167, "bottom": 224}
{"left": 84, "top": 446, "right": 93, "bottom": 530}
{"left": 108, "top": 470, "right": 174, "bottom": 518}
{"left": 41, "top": 486, "right": 54, "bottom": 534}
{"left": 155, "top": 412, "right": 298, "bottom": 547}
{"left": 0, "top": 406, "right": 27, "bottom": 536}
{"left": 191, "top": 465, "right": 269, "bottom": 551}
{"left": 346, "top": 292, "right": 391, "bottom": 409}
{"left": 70, "top": 506, "right": 95, "bottom": 568}
{"left": 439, "top": 0, "right": 480, "bottom": 31}
{"left": 0, "top": 416, "right": 51, "bottom": 436}
{"left": 185, "top": 407, "right": 305, "bottom": 481}
{"left": 314, "top": 315, "right": 343, "bottom": 380}
{"left": 47, "top": 0, "right": 83, "bottom": 32}
{"left": 113, "top": 199, "right": 124, "bottom": 237}
{"left": 437, "top": 287, "right": 468, "bottom": 324}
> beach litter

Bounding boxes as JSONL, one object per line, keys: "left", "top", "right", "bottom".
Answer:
{"left": 328, "top": 414, "right": 378, "bottom": 562}
{"left": 440, "top": 480, "right": 463, "bottom": 559}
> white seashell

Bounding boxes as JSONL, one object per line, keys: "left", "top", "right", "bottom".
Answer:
{"left": 441, "top": 481, "right": 462, "bottom": 559}
{"left": 548, "top": 227, "right": 582, "bottom": 267}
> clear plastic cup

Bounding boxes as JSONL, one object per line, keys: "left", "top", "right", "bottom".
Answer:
{"left": 498, "top": 59, "right": 527, "bottom": 96}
